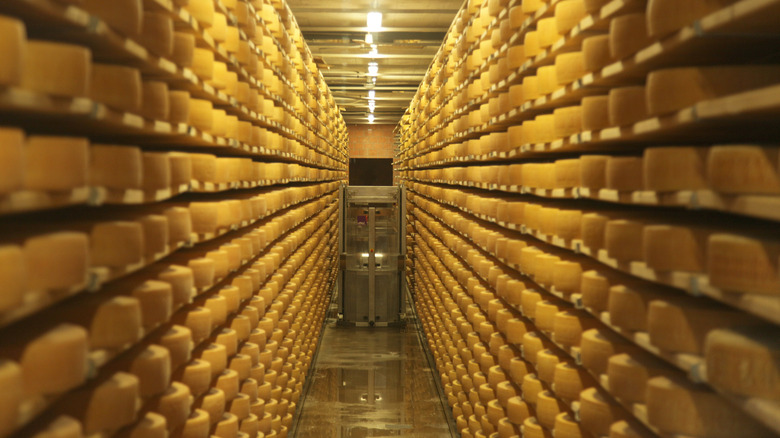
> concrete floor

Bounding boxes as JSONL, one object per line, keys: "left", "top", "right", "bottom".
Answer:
{"left": 292, "top": 321, "right": 455, "bottom": 437}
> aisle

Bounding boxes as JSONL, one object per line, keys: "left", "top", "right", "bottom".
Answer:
{"left": 291, "top": 319, "right": 455, "bottom": 437}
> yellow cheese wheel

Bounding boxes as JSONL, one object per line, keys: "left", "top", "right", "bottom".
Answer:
{"left": 24, "top": 232, "right": 89, "bottom": 291}
{"left": 158, "top": 325, "right": 192, "bottom": 370}
{"left": 705, "top": 326, "right": 780, "bottom": 399}
{"left": 608, "top": 86, "right": 647, "bottom": 127}
{"left": 156, "top": 382, "right": 193, "bottom": 432}
{"left": 555, "top": 52, "right": 585, "bottom": 86}
{"left": 82, "top": 0, "right": 142, "bottom": 38}
{"left": 130, "top": 345, "right": 170, "bottom": 397}
{"left": 583, "top": 35, "right": 611, "bottom": 73}
{"left": 556, "top": 0, "right": 587, "bottom": 34}
{"left": 21, "top": 324, "right": 88, "bottom": 395}
{"left": 579, "top": 155, "right": 608, "bottom": 190}
{"left": 707, "top": 146, "right": 780, "bottom": 194}
{"left": 536, "top": 349, "right": 565, "bottom": 383}
{"left": 553, "top": 309, "right": 599, "bottom": 347}
{"left": 584, "top": 0, "right": 610, "bottom": 13}
{"left": 553, "top": 361, "right": 595, "bottom": 402}
{"left": 647, "top": 66, "right": 780, "bottom": 116}
{"left": 0, "top": 128, "right": 24, "bottom": 194}
{"left": 180, "top": 358, "right": 211, "bottom": 397}
{"left": 141, "top": 152, "right": 171, "bottom": 192}
{"left": 536, "top": 390, "right": 565, "bottom": 430}
{"left": 604, "top": 219, "right": 644, "bottom": 261}
{"left": 607, "top": 352, "right": 671, "bottom": 404}
{"left": 84, "top": 372, "right": 139, "bottom": 434}
{"left": 555, "top": 412, "right": 590, "bottom": 438}
{"left": 643, "top": 225, "right": 706, "bottom": 272}
{"left": 609, "top": 420, "right": 656, "bottom": 438}
{"left": 171, "top": 32, "right": 195, "bottom": 68}
{"left": 581, "top": 96, "right": 610, "bottom": 132}
{"left": 579, "top": 269, "right": 611, "bottom": 313}
{"left": 643, "top": 146, "right": 707, "bottom": 191}
{"left": 168, "top": 91, "right": 190, "bottom": 124}
{"left": 708, "top": 234, "right": 780, "bottom": 294}
{"left": 90, "top": 144, "right": 143, "bottom": 190}
{"left": 188, "top": 99, "right": 214, "bottom": 132}
{"left": 537, "top": 66, "right": 558, "bottom": 96}
{"left": 522, "top": 373, "right": 544, "bottom": 405}
{"left": 141, "top": 12, "right": 174, "bottom": 57}
{"left": 0, "top": 15, "right": 25, "bottom": 87}
{"left": 647, "top": 0, "right": 741, "bottom": 38}
{"left": 537, "top": 18, "right": 560, "bottom": 49}
{"left": 33, "top": 416, "right": 82, "bottom": 438}
{"left": 553, "top": 106, "right": 583, "bottom": 140}
{"left": 129, "top": 412, "right": 168, "bottom": 438}
{"left": 181, "top": 408, "right": 210, "bottom": 437}
{"left": 648, "top": 298, "right": 756, "bottom": 354}
{"left": 186, "top": 0, "right": 215, "bottom": 27}
{"left": 552, "top": 261, "right": 582, "bottom": 295}
{"left": 554, "top": 159, "right": 581, "bottom": 190}
{"left": 646, "top": 375, "right": 771, "bottom": 437}
{"left": 90, "top": 296, "right": 143, "bottom": 349}
{"left": 142, "top": 81, "right": 170, "bottom": 121}
{"left": 579, "top": 387, "right": 629, "bottom": 437}
{"left": 91, "top": 221, "right": 144, "bottom": 267}
{"left": 22, "top": 41, "right": 91, "bottom": 97}
{"left": 89, "top": 63, "right": 143, "bottom": 114}
{"left": 609, "top": 13, "right": 651, "bottom": 61}
{"left": 524, "top": 417, "right": 553, "bottom": 438}
{"left": 606, "top": 157, "right": 644, "bottom": 191}
{"left": 25, "top": 136, "right": 88, "bottom": 191}
{"left": 524, "top": 31, "right": 541, "bottom": 58}
{"left": 0, "top": 246, "right": 24, "bottom": 313}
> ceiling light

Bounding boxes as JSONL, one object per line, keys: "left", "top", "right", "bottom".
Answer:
{"left": 372, "top": 77, "right": 377, "bottom": 83}
{"left": 365, "top": 33, "right": 373, "bottom": 44}
{"left": 369, "top": 47, "right": 378, "bottom": 56}
{"left": 367, "top": 12, "right": 382, "bottom": 31}
{"left": 368, "top": 90, "right": 375, "bottom": 99}
{"left": 368, "top": 62, "right": 378, "bottom": 76}
{"left": 368, "top": 114, "right": 375, "bottom": 123}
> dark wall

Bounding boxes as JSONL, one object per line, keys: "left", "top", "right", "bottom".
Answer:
{"left": 349, "top": 158, "right": 393, "bottom": 186}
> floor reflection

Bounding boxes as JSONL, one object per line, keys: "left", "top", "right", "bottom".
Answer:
{"left": 293, "top": 323, "right": 453, "bottom": 437}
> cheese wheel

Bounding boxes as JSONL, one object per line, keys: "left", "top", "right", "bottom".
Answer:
{"left": 171, "top": 32, "right": 195, "bottom": 68}
{"left": 0, "top": 128, "right": 24, "bottom": 194}
{"left": 524, "top": 31, "right": 541, "bottom": 58}
{"left": 644, "top": 225, "right": 707, "bottom": 272}
{"left": 608, "top": 86, "right": 647, "bottom": 127}
{"left": 0, "top": 15, "right": 25, "bottom": 87}
{"left": 583, "top": 0, "right": 610, "bottom": 12}
{"left": 188, "top": 99, "right": 213, "bottom": 132}
{"left": 607, "top": 352, "right": 671, "bottom": 403}
{"left": 84, "top": 372, "right": 139, "bottom": 434}
{"left": 90, "top": 63, "right": 142, "bottom": 113}
{"left": 180, "top": 359, "right": 212, "bottom": 397}
{"left": 579, "top": 155, "right": 608, "bottom": 190}
{"left": 523, "top": 332, "right": 553, "bottom": 365}
{"left": 132, "top": 280, "right": 173, "bottom": 330}
{"left": 141, "top": 152, "right": 171, "bottom": 192}
{"left": 553, "top": 309, "right": 599, "bottom": 347}
{"left": 556, "top": 0, "right": 587, "bottom": 33}
{"left": 647, "top": 66, "right": 780, "bottom": 116}
{"left": 606, "top": 157, "right": 643, "bottom": 191}
{"left": 707, "top": 234, "right": 780, "bottom": 294}
{"left": 524, "top": 417, "right": 553, "bottom": 438}
{"left": 0, "top": 246, "right": 24, "bottom": 312}
{"left": 130, "top": 345, "right": 170, "bottom": 397}
{"left": 142, "top": 81, "right": 170, "bottom": 121}
{"left": 33, "top": 416, "right": 83, "bottom": 438}
{"left": 91, "top": 221, "right": 144, "bottom": 267}
{"left": 705, "top": 326, "right": 780, "bottom": 399}
{"left": 552, "top": 261, "right": 582, "bottom": 295}
{"left": 82, "top": 0, "right": 142, "bottom": 38}
{"left": 158, "top": 325, "right": 192, "bottom": 370}
{"left": 181, "top": 409, "right": 210, "bottom": 437}
{"left": 555, "top": 412, "right": 589, "bottom": 438}
{"left": 643, "top": 147, "right": 707, "bottom": 191}
{"left": 579, "top": 387, "right": 629, "bottom": 437}
{"left": 537, "top": 66, "right": 558, "bottom": 96}
{"left": 535, "top": 301, "right": 565, "bottom": 334}
{"left": 24, "top": 232, "right": 89, "bottom": 291}
{"left": 553, "top": 362, "right": 594, "bottom": 401}
{"left": 581, "top": 96, "right": 610, "bottom": 133}
{"left": 215, "top": 368, "right": 239, "bottom": 400}
{"left": 191, "top": 48, "right": 214, "bottom": 81}
{"left": 141, "top": 12, "right": 174, "bottom": 57}
{"left": 607, "top": 284, "right": 659, "bottom": 331}
{"left": 0, "top": 361, "right": 22, "bottom": 436}
{"left": 25, "top": 136, "right": 88, "bottom": 191}
{"left": 555, "top": 52, "right": 585, "bottom": 86}
{"left": 647, "top": 0, "right": 741, "bottom": 38}
{"left": 538, "top": 18, "right": 560, "bottom": 49}
{"left": 609, "top": 14, "right": 651, "bottom": 61}
{"left": 604, "top": 219, "right": 644, "bottom": 261}
{"left": 129, "top": 412, "right": 167, "bottom": 438}
{"left": 156, "top": 382, "right": 193, "bottom": 432}
{"left": 168, "top": 91, "right": 190, "bottom": 124}
{"left": 707, "top": 146, "right": 780, "bottom": 194}
{"left": 21, "top": 324, "right": 88, "bottom": 394}
{"left": 90, "top": 296, "right": 143, "bottom": 349}
{"left": 186, "top": 0, "right": 215, "bottom": 27}
{"left": 536, "top": 349, "right": 565, "bottom": 383}
{"left": 553, "top": 106, "right": 583, "bottom": 139}
{"left": 583, "top": 35, "right": 611, "bottom": 73}
{"left": 648, "top": 298, "right": 756, "bottom": 354}
{"left": 536, "top": 390, "right": 565, "bottom": 430}
{"left": 609, "top": 420, "right": 656, "bottom": 438}
{"left": 646, "top": 375, "right": 771, "bottom": 437}
{"left": 90, "top": 144, "right": 143, "bottom": 189}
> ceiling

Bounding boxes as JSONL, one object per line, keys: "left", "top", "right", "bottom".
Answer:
{"left": 286, "top": 0, "right": 463, "bottom": 126}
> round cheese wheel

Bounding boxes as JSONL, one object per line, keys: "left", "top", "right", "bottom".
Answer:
{"left": 24, "top": 232, "right": 89, "bottom": 291}
{"left": 180, "top": 359, "right": 212, "bottom": 397}
{"left": 583, "top": 35, "right": 611, "bottom": 73}
{"left": 216, "top": 369, "right": 240, "bottom": 401}
{"left": 609, "top": 420, "right": 656, "bottom": 438}
{"left": 90, "top": 63, "right": 142, "bottom": 113}
{"left": 0, "top": 361, "right": 20, "bottom": 436}
{"left": 0, "top": 15, "right": 25, "bottom": 87}
{"left": 536, "top": 390, "right": 565, "bottom": 430}
{"left": 579, "top": 155, "right": 608, "bottom": 190}
{"left": 555, "top": 52, "right": 585, "bottom": 86}
{"left": 647, "top": 375, "right": 771, "bottom": 437}
{"left": 536, "top": 349, "right": 565, "bottom": 384}
{"left": 607, "top": 352, "right": 669, "bottom": 404}
{"left": 705, "top": 326, "right": 780, "bottom": 399}
{"left": 25, "top": 136, "right": 88, "bottom": 191}
{"left": 142, "top": 81, "right": 170, "bottom": 121}
{"left": 141, "top": 12, "right": 174, "bottom": 57}
{"left": 609, "top": 13, "right": 651, "bottom": 61}
{"left": 158, "top": 325, "right": 192, "bottom": 370}
{"left": 643, "top": 146, "right": 707, "bottom": 191}
{"left": 21, "top": 324, "right": 88, "bottom": 395}
{"left": 643, "top": 225, "right": 705, "bottom": 272}
{"left": 608, "top": 86, "right": 647, "bottom": 127}
{"left": 0, "top": 246, "right": 24, "bottom": 312}
{"left": 553, "top": 309, "right": 599, "bottom": 347}
{"left": 579, "top": 387, "right": 628, "bottom": 437}
{"left": 537, "top": 66, "right": 558, "bottom": 97}
{"left": 90, "top": 144, "right": 143, "bottom": 189}
{"left": 707, "top": 146, "right": 780, "bottom": 194}
{"left": 130, "top": 345, "right": 171, "bottom": 397}
{"left": 90, "top": 296, "right": 142, "bottom": 349}
{"left": 553, "top": 361, "right": 594, "bottom": 402}
{"left": 132, "top": 280, "right": 173, "bottom": 330}
{"left": 186, "top": 0, "right": 215, "bottom": 27}
{"left": 90, "top": 221, "right": 144, "bottom": 267}
{"left": 524, "top": 417, "right": 553, "bottom": 438}
{"left": 554, "top": 412, "right": 589, "bottom": 438}
{"left": 647, "top": 0, "right": 748, "bottom": 38}
{"left": 604, "top": 219, "right": 644, "bottom": 261}
{"left": 522, "top": 373, "right": 544, "bottom": 405}
{"left": 708, "top": 234, "right": 780, "bottom": 294}
{"left": 84, "top": 372, "right": 139, "bottom": 434}
{"left": 171, "top": 32, "right": 195, "bottom": 68}
{"left": 23, "top": 40, "right": 91, "bottom": 97}
{"left": 129, "top": 412, "right": 168, "bottom": 438}
{"left": 0, "top": 128, "right": 24, "bottom": 194}
{"left": 556, "top": 0, "right": 587, "bottom": 33}
{"left": 82, "top": 0, "right": 142, "bottom": 37}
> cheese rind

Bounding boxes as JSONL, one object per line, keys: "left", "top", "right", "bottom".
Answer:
{"left": 0, "top": 15, "right": 25, "bottom": 87}
{"left": 21, "top": 324, "right": 88, "bottom": 394}
{"left": 22, "top": 41, "right": 91, "bottom": 97}
{"left": 705, "top": 327, "right": 780, "bottom": 399}
{"left": 25, "top": 136, "right": 89, "bottom": 191}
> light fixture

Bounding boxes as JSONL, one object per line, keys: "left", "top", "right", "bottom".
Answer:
{"left": 368, "top": 90, "right": 375, "bottom": 99}
{"left": 365, "top": 33, "right": 373, "bottom": 44}
{"left": 372, "top": 77, "right": 377, "bottom": 83}
{"left": 367, "top": 12, "right": 382, "bottom": 31}
{"left": 368, "top": 62, "right": 378, "bottom": 76}
{"left": 369, "top": 46, "right": 378, "bottom": 56}
{"left": 369, "top": 101, "right": 376, "bottom": 112}
{"left": 368, "top": 114, "right": 375, "bottom": 123}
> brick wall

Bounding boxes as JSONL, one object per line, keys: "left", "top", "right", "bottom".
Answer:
{"left": 348, "top": 124, "right": 396, "bottom": 158}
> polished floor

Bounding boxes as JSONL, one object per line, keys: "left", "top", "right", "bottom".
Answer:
{"left": 292, "top": 319, "right": 455, "bottom": 437}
